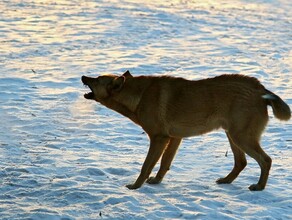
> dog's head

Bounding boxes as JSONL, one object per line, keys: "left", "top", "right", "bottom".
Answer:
{"left": 81, "top": 70, "right": 133, "bottom": 102}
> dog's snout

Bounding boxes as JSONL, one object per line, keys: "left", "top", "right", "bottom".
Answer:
{"left": 81, "top": 76, "right": 88, "bottom": 84}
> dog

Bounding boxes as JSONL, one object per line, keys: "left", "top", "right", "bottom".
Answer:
{"left": 81, "top": 70, "right": 291, "bottom": 191}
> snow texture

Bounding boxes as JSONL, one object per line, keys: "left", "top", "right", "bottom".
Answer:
{"left": 0, "top": 0, "right": 291, "bottom": 219}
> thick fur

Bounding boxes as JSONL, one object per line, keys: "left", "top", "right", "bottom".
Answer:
{"left": 81, "top": 71, "right": 291, "bottom": 191}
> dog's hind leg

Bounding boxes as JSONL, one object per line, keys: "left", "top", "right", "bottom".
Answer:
{"left": 126, "top": 136, "right": 170, "bottom": 190}
{"left": 147, "top": 137, "right": 182, "bottom": 184}
{"left": 227, "top": 132, "right": 272, "bottom": 191}
{"left": 216, "top": 132, "right": 247, "bottom": 184}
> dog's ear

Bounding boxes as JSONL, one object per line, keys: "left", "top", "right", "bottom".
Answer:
{"left": 108, "top": 76, "right": 125, "bottom": 93}
{"left": 123, "top": 70, "right": 133, "bottom": 78}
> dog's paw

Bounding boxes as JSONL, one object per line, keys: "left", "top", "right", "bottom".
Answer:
{"left": 249, "top": 184, "right": 264, "bottom": 191}
{"left": 216, "top": 177, "right": 232, "bottom": 184}
{"left": 146, "top": 176, "right": 161, "bottom": 184}
{"left": 126, "top": 184, "right": 140, "bottom": 190}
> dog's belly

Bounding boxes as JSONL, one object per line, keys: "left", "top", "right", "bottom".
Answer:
{"left": 169, "top": 127, "right": 207, "bottom": 137}
{"left": 166, "top": 111, "right": 225, "bottom": 138}
{"left": 168, "top": 121, "right": 222, "bottom": 138}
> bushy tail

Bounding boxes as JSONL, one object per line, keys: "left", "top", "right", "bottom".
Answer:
{"left": 262, "top": 89, "right": 291, "bottom": 121}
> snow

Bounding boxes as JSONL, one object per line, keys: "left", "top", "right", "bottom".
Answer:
{"left": 0, "top": 0, "right": 291, "bottom": 219}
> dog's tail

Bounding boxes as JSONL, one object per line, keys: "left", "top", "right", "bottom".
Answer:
{"left": 262, "top": 89, "right": 291, "bottom": 121}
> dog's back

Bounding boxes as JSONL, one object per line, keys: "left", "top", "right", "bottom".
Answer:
{"left": 138, "top": 74, "right": 270, "bottom": 138}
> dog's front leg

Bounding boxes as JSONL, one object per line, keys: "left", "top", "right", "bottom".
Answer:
{"left": 126, "top": 136, "right": 170, "bottom": 190}
{"left": 147, "top": 137, "right": 182, "bottom": 184}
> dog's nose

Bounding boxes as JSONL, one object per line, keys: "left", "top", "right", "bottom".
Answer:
{"left": 81, "top": 76, "right": 88, "bottom": 84}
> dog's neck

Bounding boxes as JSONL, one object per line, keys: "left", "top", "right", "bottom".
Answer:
{"left": 101, "top": 98, "right": 139, "bottom": 124}
{"left": 101, "top": 77, "right": 151, "bottom": 125}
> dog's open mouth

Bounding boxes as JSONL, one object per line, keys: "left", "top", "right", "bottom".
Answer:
{"left": 84, "top": 90, "right": 94, "bottom": 99}
{"left": 82, "top": 76, "right": 94, "bottom": 100}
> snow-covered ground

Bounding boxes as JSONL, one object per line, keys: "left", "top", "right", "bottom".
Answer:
{"left": 0, "top": 0, "right": 291, "bottom": 219}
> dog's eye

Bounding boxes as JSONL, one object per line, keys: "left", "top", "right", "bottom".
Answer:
{"left": 98, "top": 76, "right": 114, "bottom": 85}
{"left": 96, "top": 77, "right": 105, "bottom": 85}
